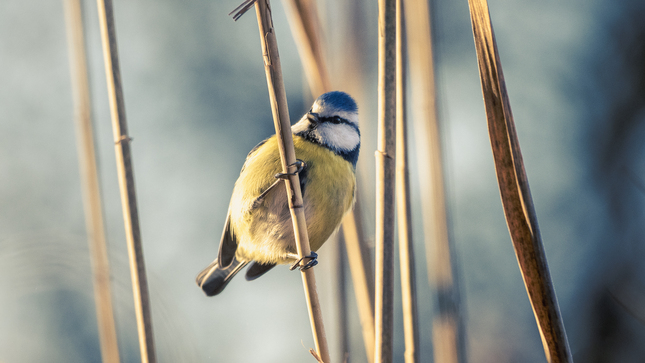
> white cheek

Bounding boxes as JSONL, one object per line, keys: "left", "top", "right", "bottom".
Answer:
{"left": 317, "top": 124, "right": 360, "bottom": 151}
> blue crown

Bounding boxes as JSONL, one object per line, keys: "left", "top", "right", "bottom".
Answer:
{"left": 316, "top": 91, "right": 358, "bottom": 113}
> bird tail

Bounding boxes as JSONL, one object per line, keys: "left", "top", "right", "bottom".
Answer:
{"left": 196, "top": 256, "right": 248, "bottom": 296}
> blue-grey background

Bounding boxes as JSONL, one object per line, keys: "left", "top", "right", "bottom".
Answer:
{"left": 1, "top": 0, "right": 644, "bottom": 362}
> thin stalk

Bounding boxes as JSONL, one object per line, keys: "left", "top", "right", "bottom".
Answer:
{"left": 280, "top": 2, "right": 376, "bottom": 361}
{"left": 342, "top": 201, "right": 375, "bottom": 363}
{"left": 63, "top": 1, "right": 120, "bottom": 362}
{"left": 336, "top": 233, "right": 349, "bottom": 363}
{"left": 403, "top": 0, "right": 464, "bottom": 361}
{"left": 96, "top": 1, "right": 156, "bottom": 362}
{"left": 395, "top": 1, "right": 419, "bottom": 362}
{"left": 335, "top": 3, "right": 375, "bottom": 358}
{"left": 253, "top": 0, "right": 330, "bottom": 361}
{"left": 375, "top": 0, "right": 397, "bottom": 362}
{"left": 467, "top": 1, "right": 572, "bottom": 362}
{"left": 280, "top": 0, "right": 331, "bottom": 96}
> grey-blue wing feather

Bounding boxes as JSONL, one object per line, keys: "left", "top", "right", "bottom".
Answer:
{"left": 195, "top": 212, "right": 245, "bottom": 296}
{"left": 196, "top": 256, "right": 248, "bottom": 296}
{"left": 245, "top": 261, "right": 276, "bottom": 281}
{"left": 217, "top": 212, "right": 236, "bottom": 266}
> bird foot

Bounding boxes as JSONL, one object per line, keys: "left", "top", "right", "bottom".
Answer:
{"left": 274, "top": 159, "right": 306, "bottom": 180}
{"left": 289, "top": 251, "right": 318, "bottom": 271}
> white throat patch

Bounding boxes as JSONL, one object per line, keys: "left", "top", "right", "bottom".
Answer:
{"left": 315, "top": 123, "right": 360, "bottom": 152}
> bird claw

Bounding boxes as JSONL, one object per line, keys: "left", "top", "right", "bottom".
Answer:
{"left": 275, "top": 159, "right": 306, "bottom": 180}
{"left": 289, "top": 251, "right": 318, "bottom": 271}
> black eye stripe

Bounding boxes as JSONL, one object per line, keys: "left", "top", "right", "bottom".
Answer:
{"left": 317, "top": 117, "right": 360, "bottom": 135}
{"left": 320, "top": 116, "right": 348, "bottom": 125}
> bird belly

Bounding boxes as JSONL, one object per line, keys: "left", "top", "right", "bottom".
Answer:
{"left": 229, "top": 136, "right": 355, "bottom": 265}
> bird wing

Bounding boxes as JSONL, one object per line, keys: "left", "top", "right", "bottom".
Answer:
{"left": 244, "top": 135, "right": 309, "bottom": 210}
{"left": 240, "top": 137, "right": 270, "bottom": 173}
{"left": 217, "top": 212, "right": 237, "bottom": 267}
{"left": 244, "top": 261, "right": 276, "bottom": 281}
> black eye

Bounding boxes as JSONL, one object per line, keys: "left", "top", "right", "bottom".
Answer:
{"left": 331, "top": 116, "right": 342, "bottom": 124}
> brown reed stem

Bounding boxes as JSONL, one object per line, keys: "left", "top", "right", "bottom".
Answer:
{"left": 375, "top": 0, "right": 397, "bottom": 361}
{"left": 336, "top": 233, "right": 349, "bottom": 362}
{"left": 342, "top": 202, "right": 375, "bottom": 363}
{"left": 96, "top": 0, "right": 156, "bottom": 362}
{"left": 467, "top": 0, "right": 572, "bottom": 362}
{"left": 395, "top": 1, "right": 419, "bottom": 362}
{"left": 253, "top": 0, "right": 330, "bottom": 361}
{"left": 335, "top": 3, "right": 375, "bottom": 359}
{"left": 280, "top": 1, "right": 376, "bottom": 361}
{"left": 403, "top": 0, "right": 464, "bottom": 361}
{"left": 280, "top": 0, "right": 331, "bottom": 96}
{"left": 63, "top": 1, "right": 120, "bottom": 362}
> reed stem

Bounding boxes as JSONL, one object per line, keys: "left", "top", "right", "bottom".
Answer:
{"left": 63, "top": 0, "right": 120, "bottom": 361}
{"left": 281, "top": 2, "right": 376, "bottom": 361}
{"left": 253, "top": 1, "right": 330, "bottom": 361}
{"left": 342, "top": 202, "right": 375, "bottom": 363}
{"left": 403, "top": 0, "right": 464, "bottom": 360}
{"left": 336, "top": 233, "right": 349, "bottom": 362}
{"left": 467, "top": 0, "right": 572, "bottom": 361}
{"left": 395, "top": 1, "right": 419, "bottom": 362}
{"left": 96, "top": 0, "right": 156, "bottom": 361}
{"left": 375, "top": 0, "right": 397, "bottom": 361}
{"left": 280, "top": 0, "right": 331, "bottom": 96}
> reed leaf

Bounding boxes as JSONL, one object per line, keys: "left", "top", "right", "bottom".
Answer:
{"left": 467, "top": 0, "right": 572, "bottom": 362}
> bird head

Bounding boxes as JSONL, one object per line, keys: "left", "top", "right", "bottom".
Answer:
{"left": 292, "top": 91, "right": 360, "bottom": 166}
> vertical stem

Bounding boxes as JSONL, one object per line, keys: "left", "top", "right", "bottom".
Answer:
{"left": 395, "top": 1, "right": 419, "bottom": 362}
{"left": 96, "top": 1, "right": 156, "bottom": 362}
{"left": 467, "top": 0, "right": 572, "bottom": 362}
{"left": 403, "top": 0, "right": 464, "bottom": 361}
{"left": 254, "top": 1, "right": 330, "bottom": 361}
{"left": 342, "top": 202, "right": 375, "bottom": 363}
{"left": 281, "top": 1, "right": 376, "bottom": 360}
{"left": 336, "top": 234, "right": 349, "bottom": 363}
{"left": 63, "top": 1, "right": 120, "bottom": 362}
{"left": 336, "top": 3, "right": 375, "bottom": 359}
{"left": 375, "top": 0, "right": 397, "bottom": 362}
{"left": 280, "top": 0, "right": 331, "bottom": 96}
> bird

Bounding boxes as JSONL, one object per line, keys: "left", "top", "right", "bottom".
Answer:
{"left": 196, "top": 91, "right": 360, "bottom": 296}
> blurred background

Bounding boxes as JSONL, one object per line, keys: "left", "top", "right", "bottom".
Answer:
{"left": 1, "top": 0, "right": 645, "bottom": 362}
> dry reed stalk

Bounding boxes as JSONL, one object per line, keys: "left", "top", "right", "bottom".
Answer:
{"left": 403, "top": 0, "right": 464, "bottom": 361}
{"left": 334, "top": 3, "right": 375, "bottom": 359}
{"left": 281, "top": 0, "right": 331, "bottom": 96}
{"left": 63, "top": 1, "right": 120, "bottom": 362}
{"left": 342, "top": 201, "right": 375, "bottom": 363}
{"left": 395, "top": 1, "right": 419, "bottom": 362}
{"left": 375, "top": 0, "right": 397, "bottom": 361}
{"left": 252, "top": 0, "right": 330, "bottom": 361}
{"left": 280, "top": 2, "right": 376, "bottom": 361}
{"left": 96, "top": 0, "right": 156, "bottom": 362}
{"left": 467, "top": 0, "right": 572, "bottom": 362}
{"left": 335, "top": 233, "right": 349, "bottom": 362}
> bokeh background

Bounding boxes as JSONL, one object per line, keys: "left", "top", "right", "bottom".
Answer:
{"left": 1, "top": 0, "right": 645, "bottom": 362}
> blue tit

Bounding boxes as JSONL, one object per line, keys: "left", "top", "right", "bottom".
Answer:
{"left": 196, "top": 91, "right": 360, "bottom": 296}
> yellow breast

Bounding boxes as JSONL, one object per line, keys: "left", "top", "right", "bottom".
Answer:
{"left": 229, "top": 135, "right": 356, "bottom": 264}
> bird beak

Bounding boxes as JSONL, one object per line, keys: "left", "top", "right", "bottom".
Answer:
{"left": 307, "top": 112, "right": 320, "bottom": 129}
